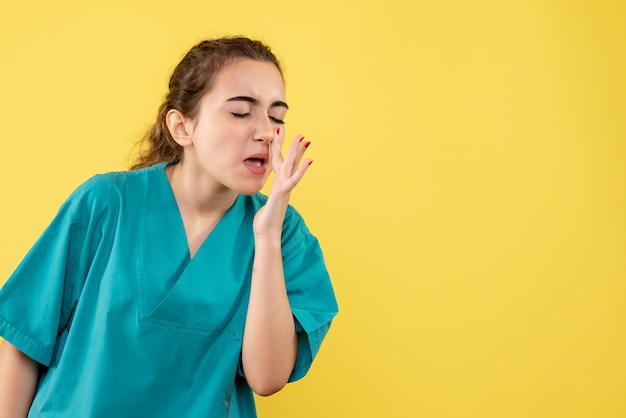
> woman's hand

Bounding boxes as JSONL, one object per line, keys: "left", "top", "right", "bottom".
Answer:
{"left": 253, "top": 129, "right": 312, "bottom": 238}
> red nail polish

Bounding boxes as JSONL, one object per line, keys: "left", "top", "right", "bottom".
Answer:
{"left": 276, "top": 128, "right": 280, "bottom": 135}
{"left": 299, "top": 136, "right": 305, "bottom": 143}
{"left": 308, "top": 160, "right": 314, "bottom": 166}
{"left": 304, "top": 141, "right": 311, "bottom": 148}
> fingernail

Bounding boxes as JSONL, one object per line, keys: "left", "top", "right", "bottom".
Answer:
{"left": 299, "top": 136, "right": 305, "bottom": 143}
{"left": 308, "top": 160, "right": 314, "bottom": 166}
{"left": 304, "top": 141, "right": 311, "bottom": 148}
{"left": 276, "top": 128, "right": 280, "bottom": 135}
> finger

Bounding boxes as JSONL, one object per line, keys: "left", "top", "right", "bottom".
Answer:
{"left": 275, "top": 127, "right": 285, "bottom": 148}
{"left": 270, "top": 127, "right": 286, "bottom": 172}
{"left": 289, "top": 137, "right": 310, "bottom": 176}
{"left": 294, "top": 139, "right": 310, "bottom": 171}
{"left": 285, "top": 158, "right": 313, "bottom": 189}
{"left": 283, "top": 135, "right": 306, "bottom": 174}
{"left": 269, "top": 139, "right": 283, "bottom": 172}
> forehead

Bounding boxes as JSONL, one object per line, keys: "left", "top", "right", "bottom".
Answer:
{"left": 211, "top": 58, "right": 285, "bottom": 100}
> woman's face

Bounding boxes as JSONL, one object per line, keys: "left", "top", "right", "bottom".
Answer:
{"left": 181, "top": 58, "right": 287, "bottom": 195}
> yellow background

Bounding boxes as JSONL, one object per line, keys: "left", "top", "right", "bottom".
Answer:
{"left": 1, "top": 1, "right": 625, "bottom": 417}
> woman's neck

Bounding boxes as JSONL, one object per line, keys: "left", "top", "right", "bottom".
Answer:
{"left": 165, "top": 161, "right": 238, "bottom": 217}
{"left": 165, "top": 161, "right": 238, "bottom": 259}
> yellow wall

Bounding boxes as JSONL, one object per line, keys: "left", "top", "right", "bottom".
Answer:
{"left": 2, "top": 1, "right": 625, "bottom": 417}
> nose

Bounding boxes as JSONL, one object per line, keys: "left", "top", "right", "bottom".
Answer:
{"left": 254, "top": 117, "right": 275, "bottom": 144}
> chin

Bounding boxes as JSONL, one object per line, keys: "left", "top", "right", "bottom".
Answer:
{"left": 235, "top": 183, "right": 266, "bottom": 196}
{"left": 228, "top": 172, "right": 270, "bottom": 196}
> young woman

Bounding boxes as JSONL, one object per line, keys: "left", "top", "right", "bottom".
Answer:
{"left": 0, "top": 37, "right": 338, "bottom": 417}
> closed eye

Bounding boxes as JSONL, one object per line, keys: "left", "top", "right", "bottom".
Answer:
{"left": 231, "top": 113, "right": 250, "bottom": 119}
{"left": 270, "top": 116, "right": 285, "bottom": 124}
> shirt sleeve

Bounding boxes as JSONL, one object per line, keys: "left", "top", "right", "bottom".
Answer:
{"left": 0, "top": 192, "right": 85, "bottom": 366}
{"left": 281, "top": 207, "right": 339, "bottom": 382}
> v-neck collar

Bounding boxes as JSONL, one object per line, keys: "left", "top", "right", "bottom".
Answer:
{"left": 156, "top": 163, "right": 242, "bottom": 261}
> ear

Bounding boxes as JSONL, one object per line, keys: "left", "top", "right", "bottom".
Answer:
{"left": 166, "top": 109, "right": 193, "bottom": 146}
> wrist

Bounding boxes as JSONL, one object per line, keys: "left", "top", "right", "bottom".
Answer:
{"left": 254, "top": 232, "right": 282, "bottom": 246}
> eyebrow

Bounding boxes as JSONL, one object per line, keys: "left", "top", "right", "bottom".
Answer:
{"left": 226, "top": 96, "right": 289, "bottom": 109}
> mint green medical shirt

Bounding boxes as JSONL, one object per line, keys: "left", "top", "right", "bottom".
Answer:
{"left": 0, "top": 163, "right": 338, "bottom": 417}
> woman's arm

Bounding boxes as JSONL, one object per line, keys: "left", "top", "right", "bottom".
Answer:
{"left": 241, "top": 133, "right": 311, "bottom": 396}
{"left": 0, "top": 340, "right": 38, "bottom": 417}
{"left": 242, "top": 233, "right": 298, "bottom": 396}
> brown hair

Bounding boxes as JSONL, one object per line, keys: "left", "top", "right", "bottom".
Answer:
{"left": 131, "top": 37, "right": 282, "bottom": 169}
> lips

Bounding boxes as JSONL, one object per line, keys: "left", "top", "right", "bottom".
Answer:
{"left": 243, "top": 153, "right": 269, "bottom": 175}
